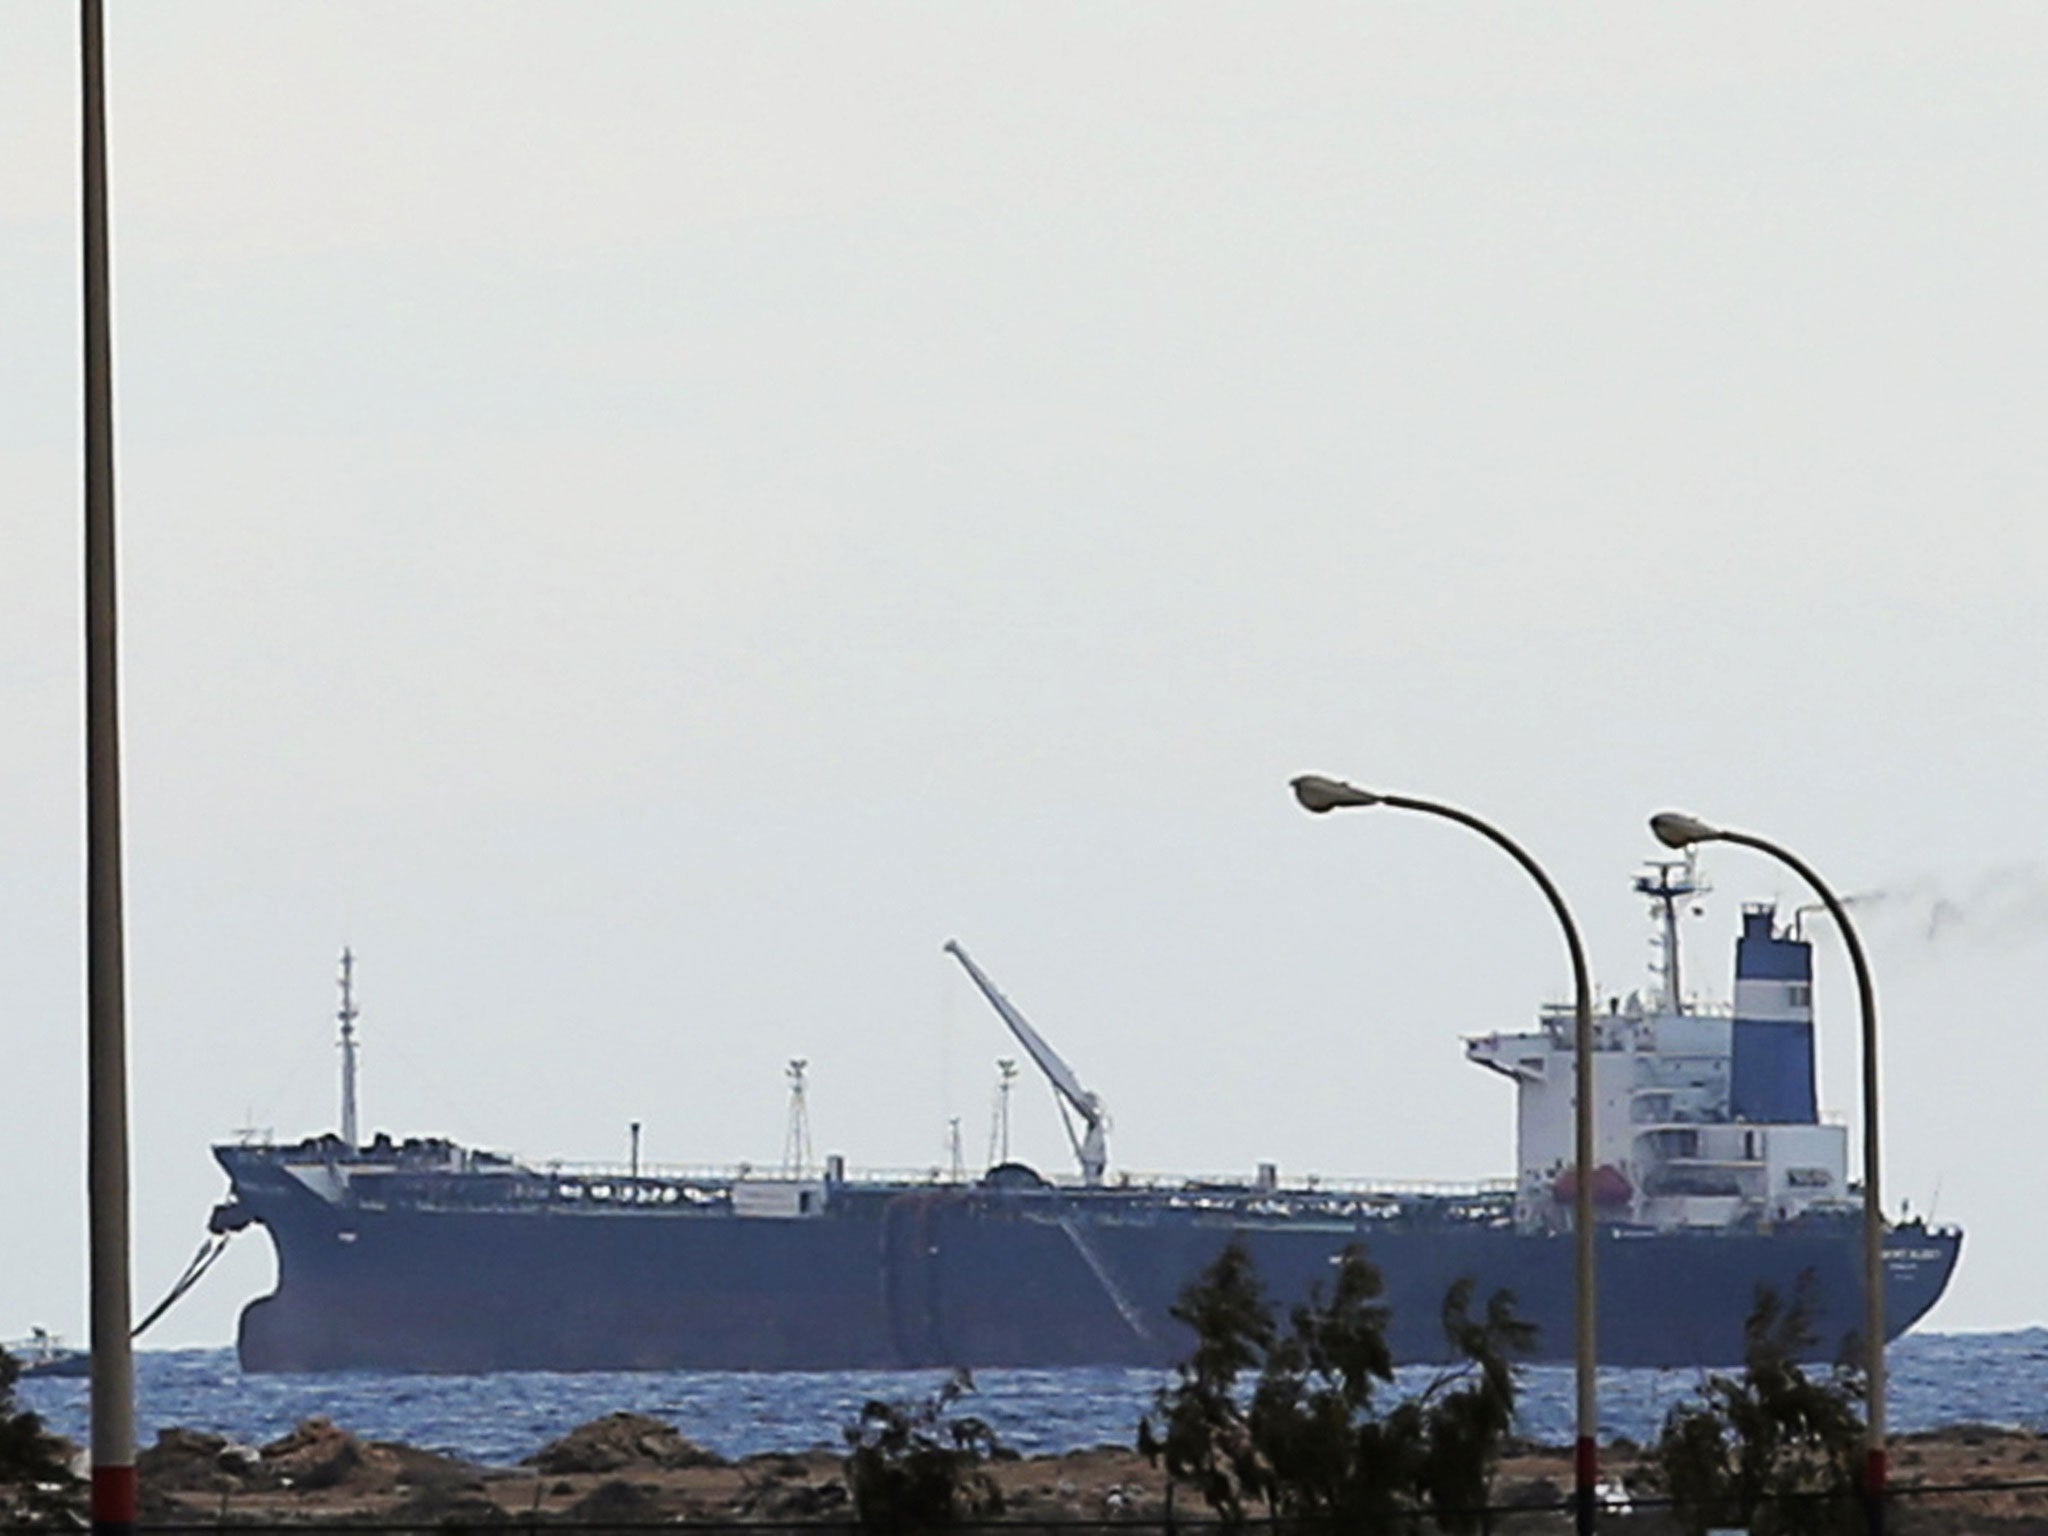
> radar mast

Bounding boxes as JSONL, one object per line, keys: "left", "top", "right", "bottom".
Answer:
{"left": 1634, "top": 852, "right": 1708, "bottom": 1013}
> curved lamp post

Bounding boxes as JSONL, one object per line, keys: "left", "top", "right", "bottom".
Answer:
{"left": 1651, "top": 812, "right": 1887, "bottom": 1536}
{"left": 1292, "top": 776, "right": 1599, "bottom": 1536}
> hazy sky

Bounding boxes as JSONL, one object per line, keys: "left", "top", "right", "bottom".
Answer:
{"left": 4, "top": 4, "right": 2045, "bottom": 1351}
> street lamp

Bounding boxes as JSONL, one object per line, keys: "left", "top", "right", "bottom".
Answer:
{"left": 1292, "top": 776, "right": 1599, "bottom": 1536}
{"left": 1651, "top": 812, "right": 1887, "bottom": 1535}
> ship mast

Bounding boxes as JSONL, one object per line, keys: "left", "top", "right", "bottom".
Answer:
{"left": 1633, "top": 853, "right": 1708, "bottom": 1013}
{"left": 782, "top": 1059, "right": 813, "bottom": 1177}
{"left": 991, "top": 1058, "right": 1017, "bottom": 1166}
{"left": 337, "top": 948, "right": 360, "bottom": 1148}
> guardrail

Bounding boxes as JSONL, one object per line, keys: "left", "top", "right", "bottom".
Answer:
{"left": 529, "top": 1162, "right": 1517, "bottom": 1198}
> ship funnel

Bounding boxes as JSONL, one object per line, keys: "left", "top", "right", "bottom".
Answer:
{"left": 1729, "top": 905, "right": 1817, "bottom": 1124}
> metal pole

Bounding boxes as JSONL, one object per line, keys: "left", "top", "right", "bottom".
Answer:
{"left": 81, "top": 3, "right": 138, "bottom": 1532}
{"left": 1711, "top": 828, "right": 1886, "bottom": 1536}
{"left": 1292, "top": 779, "right": 1598, "bottom": 1534}
{"left": 337, "top": 949, "right": 360, "bottom": 1148}
{"left": 1375, "top": 795, "right": 1599, "bottom": 1536}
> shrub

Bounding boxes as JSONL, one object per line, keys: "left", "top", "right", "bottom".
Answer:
{"left": 1136, "top": 1238, "right": 1275, "bottom": 1522}
{"left": 1654, "top": 1277, "right": 1865, "bottom": 1536}
{"left": 843, "top": 1368, "right": 1003, "bottom": 1532}
{"left": 1139, "top": 1240, "right": 1532, "bottom": 1533}
{"left": 0, "top": 1348, "right": 81, "bottom": 1523}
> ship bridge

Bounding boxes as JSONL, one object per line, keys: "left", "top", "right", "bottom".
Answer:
{"left": 1464, "top": 860, "right": 1850, "bottom": 1235}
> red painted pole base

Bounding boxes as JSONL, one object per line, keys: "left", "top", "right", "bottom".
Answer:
{"left": 1864, "top": 1446, "right": 1888, "bottom": 1536}
{"left": 92, "top": 1463, "right": 136, "bottom": 1536}
{"left": 1575, "top": 1434, "right": 1597, "bottom": 1535}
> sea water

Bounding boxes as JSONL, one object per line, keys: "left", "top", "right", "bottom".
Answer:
{"left": 18, "top": 1331, "right": 2048, "bottom": 1468}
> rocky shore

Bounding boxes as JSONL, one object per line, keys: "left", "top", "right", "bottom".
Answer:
{"left": 94, "top": 1412, "right": 2048, "bottom": 1531}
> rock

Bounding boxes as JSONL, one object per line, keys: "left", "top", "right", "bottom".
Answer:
{"left": 524, "top": 1412, "right": 724, "bottom": 1475}
{"left": 387, "top": 1484, "right": 510, "bottom": 1526}
{"left": 753, "top": 1479, "right": 848, "bottom": 1519}
{"left": 138, "top": 1427, "right": 235, "bottom": 1493}
{"left": 135, "top": 1480, "right": 185, "bottom": 1526}
{"left": 374, "top": 1440, "right": 487, "bottom": 1493}
{"left": 567, "top": 1478, "right": 666, "bottom": 1522}
{"left": 138, "top": 1427, "right": 275, "bottom": 1495}
{"left": 261, "top": 1417, "right": 371, "bottom": 1491}
{"left": 736, "top": 1465, "right": 850, "bottom": 1521}
{"left": 218, "top": 1442, "right": 263, "bottom": 1479}
{"left": 735, "top": 1446, "right": 842, "bottom": 1494}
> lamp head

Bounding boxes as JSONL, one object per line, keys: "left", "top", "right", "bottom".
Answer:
{"left": 1291, "top": 775, "right": 1383, "bottom": 814}
{"left": 1650, "top": 811, "right": 1720, "bottom": 849}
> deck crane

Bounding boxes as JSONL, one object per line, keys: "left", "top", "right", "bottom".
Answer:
{"left": 943, "top": 940, "right": 1109, "bottom": 1185}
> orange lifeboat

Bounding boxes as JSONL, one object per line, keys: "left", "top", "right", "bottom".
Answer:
{"left": 1551, "top": 1164, "right": 1633, "bottom": 1207}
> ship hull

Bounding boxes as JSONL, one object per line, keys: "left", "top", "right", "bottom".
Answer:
{"left": 227, "top": 1177, "right": 1960, "bottom": 1374}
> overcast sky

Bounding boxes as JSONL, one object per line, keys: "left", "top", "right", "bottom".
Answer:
{"left": 4, "top": 3, "right": 2045, "bottom": 1352}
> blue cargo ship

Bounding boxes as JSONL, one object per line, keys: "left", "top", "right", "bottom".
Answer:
{"left": 210, "top": 859, "right": 1959, "bottom": 1372}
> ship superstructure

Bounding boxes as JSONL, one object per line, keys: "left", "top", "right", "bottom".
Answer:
{"left": 1469, "top": 857, "right": 1851, "bottom": 1237}
{"left": 210, "top": 862, "right": 1959, "bottom": 1374}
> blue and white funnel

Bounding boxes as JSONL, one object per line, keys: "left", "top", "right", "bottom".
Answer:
{"left": 1730, "top": 904, "right": 1817, "bottom": 1124}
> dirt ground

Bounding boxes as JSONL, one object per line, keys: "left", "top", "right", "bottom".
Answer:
{"left": 119, "top": 1412, "right": 2048, "bottom": 1531}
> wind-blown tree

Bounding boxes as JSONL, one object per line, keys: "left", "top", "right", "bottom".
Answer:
{"left": 1655, "top": 1278, "right": 1865, "bottom": 1536}
{"left": 1137, "top": 1239, "right": 1276, "bottom": 1522}
{"left": 1140, "top": 1241, "right": 1532, "bottom": 1533}
{"left": 1410, "top": 1279, "right": 1540, "bottom": 1531}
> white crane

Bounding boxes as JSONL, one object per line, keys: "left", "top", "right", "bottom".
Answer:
{"left": 943, "top": 940, "right": 1109, "bottom": 1184}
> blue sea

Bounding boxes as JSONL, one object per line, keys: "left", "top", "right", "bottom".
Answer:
{"left": 17, "top": 1333, "right": 2048, "bottom": 1467}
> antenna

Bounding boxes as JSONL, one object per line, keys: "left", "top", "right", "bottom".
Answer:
{"left": 990, "top": 1058, "right": 1018, "bottom": 1166}
{"left": 782, "top": 1060, "right": 813, "bottom": 1177}
{"left": 947, "top": 1116, "right": 964, "bottom": 1182}
{"left": 1633, "top": 852, "right": 1709, "bottom": 1014}
{"left": 337, "top": 948, "right": 360, "bottom": 1148}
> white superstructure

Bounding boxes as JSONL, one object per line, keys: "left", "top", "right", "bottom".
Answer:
{"left": 1466, "top": 860, "right": 1850, "bottom": 1235}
